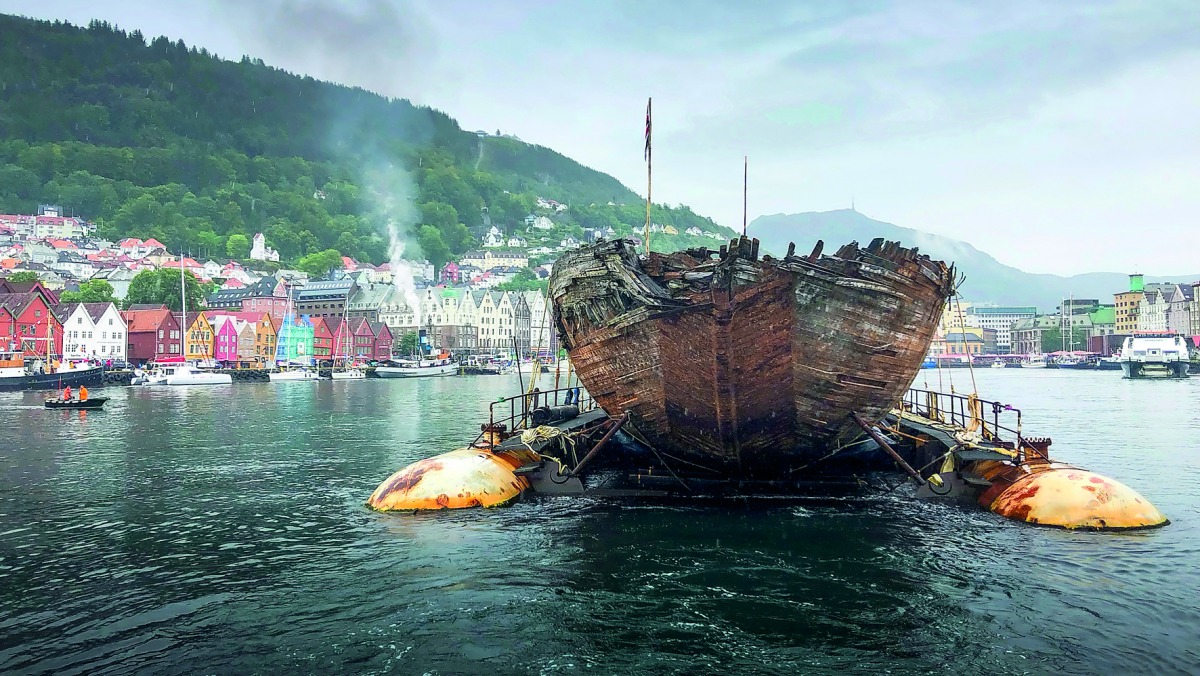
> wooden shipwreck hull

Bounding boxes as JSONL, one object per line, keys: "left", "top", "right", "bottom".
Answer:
{"left": 549, "top": 236, "right": 955, "bottom": 479}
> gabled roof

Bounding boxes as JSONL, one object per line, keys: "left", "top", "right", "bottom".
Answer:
{"left": 0, "top": 292, "right": 41, "bottom": 317}
{"left": 122, "top": 308, "right": 175, "bottom": 332}
{"left": 0, "top": 279, "right": 58, "bottom": 305}
{"left": 347, "top": 316, "right": 373, "bottom": 334}
{"left": 127, "top": 303, "right": 168, "bottom": 311}
{"left": 54, "top": 302, "right": 118, "bottom": 325}
{"left": 309, "top": 315, "right": 330, "bottom": 333}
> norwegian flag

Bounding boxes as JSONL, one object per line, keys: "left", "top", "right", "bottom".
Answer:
{"left": 644, "top": 97, "right": 652, "bottom": 162}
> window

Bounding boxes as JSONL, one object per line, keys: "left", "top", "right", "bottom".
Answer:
{"left": 109, "top": 318, "right": 113, "bottom": 325}
{"left": 158, "top": 330, "right": 164, "bottom": 339}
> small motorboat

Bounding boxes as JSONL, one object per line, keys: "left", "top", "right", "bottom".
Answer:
{"left": 45, "top": 396, "right": 108, "bottom": 409}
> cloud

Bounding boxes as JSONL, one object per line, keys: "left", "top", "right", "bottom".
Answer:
{"left": 6, "top": 0, "right": 1200, "bottom": 273}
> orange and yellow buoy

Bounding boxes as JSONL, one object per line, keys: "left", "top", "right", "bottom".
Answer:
{"left": 974, "top": 461, "right": 1168, "bottom": 530}
{"left": 367, "top": 446, "right": 540, "bottom": 511}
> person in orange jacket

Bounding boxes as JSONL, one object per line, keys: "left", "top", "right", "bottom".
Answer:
{"left": 79, "top": 386, "right": 89, "bottom": 402}
{"left": 62, "top": 385, "right": 72, "bottom": 401}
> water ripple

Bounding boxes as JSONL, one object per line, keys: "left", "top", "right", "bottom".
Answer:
{"left": 0, "top": 372, "right": 1196, "bottom": 673}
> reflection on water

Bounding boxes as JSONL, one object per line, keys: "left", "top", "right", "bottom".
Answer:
{"left": 1, "top": 371, "right": 1198, "bottom": 673}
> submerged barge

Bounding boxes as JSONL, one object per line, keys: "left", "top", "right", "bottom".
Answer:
{"left": 369, "top": 383, "right": 1167, "bottom": 530}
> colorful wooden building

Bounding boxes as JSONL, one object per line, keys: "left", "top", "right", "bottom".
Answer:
{"left": 122, "top": 308, "right": 182, "bottom": 363}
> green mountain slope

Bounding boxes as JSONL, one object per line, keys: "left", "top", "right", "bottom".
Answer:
{"left": 0, "top": 14, "right": 734, "bottom": 266}
{"left": 751, "top": 210, "right": 1197, "bottom": 311}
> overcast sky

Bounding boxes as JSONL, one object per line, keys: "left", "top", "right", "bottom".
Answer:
{"left": 9, "top": 0, "right": 1200, "bottom": 275}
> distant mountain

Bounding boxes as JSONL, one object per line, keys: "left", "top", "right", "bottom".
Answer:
{"left": 750, "top": 210, "right": 1197, "bottom": 312}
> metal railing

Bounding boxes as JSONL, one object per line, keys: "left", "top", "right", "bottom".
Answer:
{"left": 899, "top": 388, "right": 1038, "bottom": 461}
{"left": 468, "top": 385, "right": 599, "bottom": 447}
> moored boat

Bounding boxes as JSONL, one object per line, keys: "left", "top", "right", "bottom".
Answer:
{"left": 141, "top": 358, "right": 233, "bottom": 386}
{"left": 1119, "top": 332, "right": 1190, "bottom": 379}
{"left": 549, "top": 235, "right": 954, "bottom": 479}
{"left": 1021, "top": 354, "right": 1048, "bottom": 369}
{"left": 0, "top": 349, "right": 104, "bottom": 391}
{"left": 376, "top": 356, "right": 458, "bottom": 378}
{"left": 269, "top": 367, "right": 319, "bottom": 382}
{"left": 330, "top": 366, "right": 366, "bottom": 380}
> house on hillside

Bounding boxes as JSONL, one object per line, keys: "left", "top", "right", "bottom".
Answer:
{"left": 250, "top": 233, "right": 280, "bottom": 262}
{"left": 482, "top": 226, "right": 506, "bottom": 248}
{"left": 460, "top": 249, "right": 528, "bottom": 271}
{"left": 91, "top": 267, "right": 138, "bottom": 300}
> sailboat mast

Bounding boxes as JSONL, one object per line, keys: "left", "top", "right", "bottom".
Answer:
{"left": 180, "top": 250, "right": 187, "bottom": 360}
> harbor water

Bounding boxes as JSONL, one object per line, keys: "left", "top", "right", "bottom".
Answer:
{"left": 1, "top": 370, "right": 1198, "bottom": 673}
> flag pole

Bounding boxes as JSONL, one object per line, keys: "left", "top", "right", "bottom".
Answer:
{"left": 644, "top": 97, "right": 652, "bottom": 257}
{"left": 742, "top": 155, "right": 748, "bottom": 237}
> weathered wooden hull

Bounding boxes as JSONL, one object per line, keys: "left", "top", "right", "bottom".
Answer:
{"left": 549, "top": 237, "right": 954, "bottom": 479}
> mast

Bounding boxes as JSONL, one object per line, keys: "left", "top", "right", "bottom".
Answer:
{"left": 180, "top": 250, "right": 187, "bottom": 360}
{"left": 742, "top": 155, "right": 748, "bottom": 237}
{"left": 643, "top": 97, "right": 652, "bottom": 256}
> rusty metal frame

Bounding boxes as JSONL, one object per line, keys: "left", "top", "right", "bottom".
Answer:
{"left": 900, "top": 388, "right": 1031, "bottom": 462}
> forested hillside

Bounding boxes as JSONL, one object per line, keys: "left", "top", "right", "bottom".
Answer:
{"left": 0, "top": 15, "right": 734, "bottom": 266}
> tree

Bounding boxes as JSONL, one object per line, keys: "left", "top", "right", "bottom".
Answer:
{"left": 296, "top": 248, "right": 343, "bottom": 279}
{"left": 397, "top": 331, "right": 420, "bottom": 356}
{"left": 417, "top": 225, "right": 451, "bottom": 270}
{"left": 494, "top": 268, "right": 548, "bottom": 292}
{"left": 124, "top": 269, "right": 204, "bottom": 311}
{"left": 59, "top": 279, "right": 116, "bottom": 304}
{"left": 4, "top": 271, "right": 40, "bottom": 283}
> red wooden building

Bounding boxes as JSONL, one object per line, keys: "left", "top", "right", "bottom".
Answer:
{"left": 122, "top": 307, "right": 182, "bottom": 364}
{"left": 345, "top": 317, "right": 375, "bottom": 360}
{"left": 368, "top": 320, "right": 393, "bottom": 361}
{"left": 310, "top": 316, "right": 334, "bottom": 363}
{"left": 0, "top": 290, "right": 62, "bottom": 358}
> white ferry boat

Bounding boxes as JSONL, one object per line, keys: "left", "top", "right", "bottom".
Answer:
{"left": 1118, "top": 332, "right": 1190, "bottom": 379}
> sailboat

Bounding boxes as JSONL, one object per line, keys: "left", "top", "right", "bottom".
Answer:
{"left": 269, "top": 287, "right": 319, "bottom": 382}
{"left": 330, "top": 302, "right": 365, "bottom": 380}
{"left": 142, "top": 255, "right": 232, "bottom": 386}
